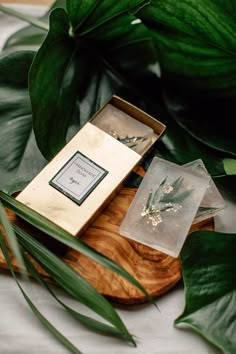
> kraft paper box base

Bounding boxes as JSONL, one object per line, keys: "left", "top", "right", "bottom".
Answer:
{"left": 16, "top": 96, "right": 166, "bottom": 236}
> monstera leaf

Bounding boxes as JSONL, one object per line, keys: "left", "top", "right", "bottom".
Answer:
{"left": 29, "top": 0, "right": 158, "bottom": 160}
{"left": 139, "top": 0, "right": 236, "bottom": 98}
{"left": 176, "top": 230, "right": 236, "bottom": 353}
{"left": 0, "top": 50, "right": 47, "bottom": 193}
{"left": 137, "top": 0, "right": 236, "bottom": 168}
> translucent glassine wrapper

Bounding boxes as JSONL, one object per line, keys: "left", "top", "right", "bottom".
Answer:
{"left": 119, "top": 157, "right": 210, "bottom": 257}
{"left": 184, "top": 159, "right": 226, "bottom": 223}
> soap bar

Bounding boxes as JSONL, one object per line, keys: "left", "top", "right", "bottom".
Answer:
{"left": 184, "top": 159, "right": 226, "bottom": 223}
{"left": 120, "top": 157, "right": 210, "bottom": 257}
{"left": 92, "top": 104, "right": 154, "bottom": 155}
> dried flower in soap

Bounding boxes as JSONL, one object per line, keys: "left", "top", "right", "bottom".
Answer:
{"left": 141, "top": 177, "right": 193, "bottom": 227}
{"left": 108, "top": 129, "right": 148, "bottom": 150}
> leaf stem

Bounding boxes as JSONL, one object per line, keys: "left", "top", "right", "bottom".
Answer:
{"left": 0, "top": 4, "right": 49, "bottom": 31}
{"left": 0, "top": 201, "right": 27, "bottom": 279}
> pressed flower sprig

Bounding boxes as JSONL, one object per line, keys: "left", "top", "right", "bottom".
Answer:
{"left": 141, "top": 177, "right": 193, "bottom": 227}
{"left": 117, "top": 135, "right": 148, "bottom": 149}
{"left": 108, "top": 129, "right": 149, "bottom": 150}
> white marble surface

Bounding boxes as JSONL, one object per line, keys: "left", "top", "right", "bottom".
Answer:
{"left": 0, "top": 4, "right": 235, "bottom": 354}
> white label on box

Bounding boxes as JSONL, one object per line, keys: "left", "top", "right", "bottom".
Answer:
{"left": 49, "top": 151, "right": 108, "bottom": 205}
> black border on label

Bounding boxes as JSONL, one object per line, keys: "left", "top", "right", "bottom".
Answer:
{"left": 49, "top": 151, "right": 108, "bottom": 206}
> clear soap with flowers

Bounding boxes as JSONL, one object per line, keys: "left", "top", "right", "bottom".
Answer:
{"left": 184, "top": 159, "right": 226, "bottom": 223}
{"left": 92, "top": 103, "right": 154, "bottom": 155}
{"left": 120, "top": 157, "right": 210, "bottom": 257}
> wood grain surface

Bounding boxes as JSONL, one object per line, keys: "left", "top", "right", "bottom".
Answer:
{"left": 0, "top": 187, "right": 214, "bottom": 304}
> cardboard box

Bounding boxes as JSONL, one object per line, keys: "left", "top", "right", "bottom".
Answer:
{"left": 16, "top": 96, "right": 166, "bottom": 236}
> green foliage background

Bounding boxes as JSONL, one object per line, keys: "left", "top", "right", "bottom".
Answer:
{"left": 0, "top": 1, "right": 236, "bottom": 353}
{"left": 1, "top": 0, "right": 236, "bottom": 194}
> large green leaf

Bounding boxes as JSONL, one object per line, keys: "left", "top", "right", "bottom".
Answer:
{"left": 72, "top": 0, "right": 236, "bottom": 163}
{"left": 0, "top": 50, "right": 47, "bottom": 192}
{"left": 67, "top": 0, "right": 150, "bottom": 35}
{"left": 29, "top": 0, "right": 158, "bottom": 160}
{"left": 67, "top": 0, "right": 157, "bottom": 93}
{"left": 175, "top": 230, "right": 236, "bottom": 353}
{"left": 29, "top": 8, "right": 83, "bottom": 160}
{"left": 138, "top": 0, "right": 236, "bottom": 98}
{"left": 162, "top": 91, "right": 236, "bottom": 157}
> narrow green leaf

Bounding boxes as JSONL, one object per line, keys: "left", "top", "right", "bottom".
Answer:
{"left": 145, "top": 189, "right": 153, "bottom": 211}
{"left": 158, "top": 176, "right": 168, "bottom": 189}
{"left": 158, "top": 177, "right": 184, "bottom": 203}
{"left": 170, "top": 177, "right": 184, "bottom": 192}
{"left": 197, "top": 206, "right": 221, "bottom": 216}
{"left": 0, "top": 229, "right": 82, "bottom": 354}
{"left": 223, "top": 158, "right": 236, "bottom": 176}
{"left": 151, "top": 177, "right": 167, "bottom": 205}
{"left": 0, "top": 191, "right": 153, "bottom": 304}
{"left": 0, "top": 4, "right": 49, "bottom": 31}
{"left": 13, "top": 224, "right": 135, "bottom": 344}
{"left": 175, "top": 230, "right": 236, "bottom": 353}
{"left": 168, "top": 188, "right": 193, "bottom": 206}
{"left": 0, "top": 201, "right": 25, "bottom": 274}
{"left": 23, "top": 254, "right": 124, "bottom": 337}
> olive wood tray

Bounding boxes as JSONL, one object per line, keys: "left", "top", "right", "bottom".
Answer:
{"left": 0, "top": 187, "right": 214, "bottom": 304}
